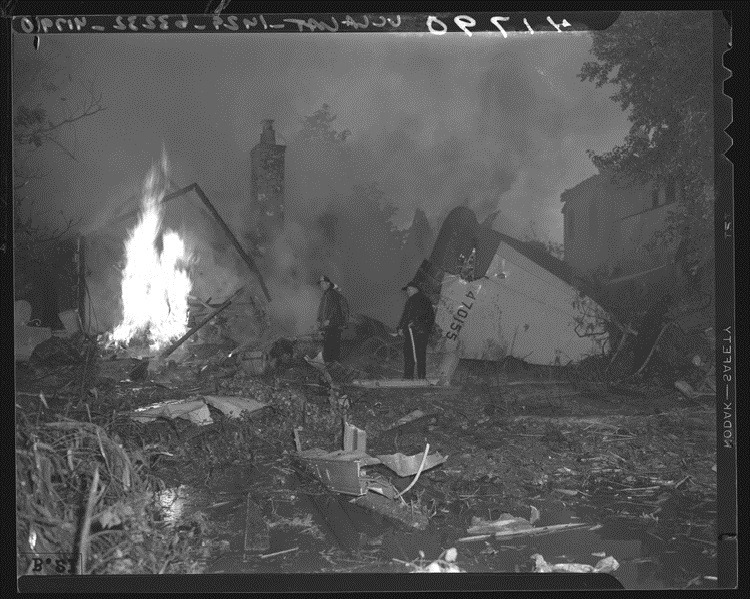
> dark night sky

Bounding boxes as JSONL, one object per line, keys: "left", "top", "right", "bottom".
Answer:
{"left": 14, "top": 30, "right": 630, "bottom": 242}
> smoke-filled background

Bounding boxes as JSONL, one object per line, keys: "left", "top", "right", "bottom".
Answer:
{"left": 13, "top": 30, "right": 630, "bottom": 336}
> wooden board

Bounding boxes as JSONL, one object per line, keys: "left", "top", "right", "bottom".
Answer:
{"left": 348, "top": 379, "right": 441, "bottom": 389}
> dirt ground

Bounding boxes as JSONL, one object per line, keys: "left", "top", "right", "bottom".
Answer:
{"left": 15, "top": 341, "right": 718, "bottom": 588}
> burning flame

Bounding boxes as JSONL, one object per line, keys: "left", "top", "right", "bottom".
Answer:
{"left": 111, "top": 155, "right": 193, "bottom": 352}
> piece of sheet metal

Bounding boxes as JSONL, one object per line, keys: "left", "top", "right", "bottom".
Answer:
{"left": 376, "top": 451, "right": 448, "bottom": 478}
{"left": 131, "top": 397, "right": 213, "bottom": 425}
{"left": 203, "top": 395, "right": 267, "bottom": 418}
{"left": 298, "top": 448, "right": 382, "bottom": 496}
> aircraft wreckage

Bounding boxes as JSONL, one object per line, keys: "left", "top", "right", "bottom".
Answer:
{"left": 395, "top": 206, "right": 615, "bottom": 384}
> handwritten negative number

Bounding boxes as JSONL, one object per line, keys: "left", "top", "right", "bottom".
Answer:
{"left": 427, "top": 15, "right": 572, "bottom": 37}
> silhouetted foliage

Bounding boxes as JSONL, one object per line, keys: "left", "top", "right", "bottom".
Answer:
{"left": 579, "top": 11, "right": 717, "bottom": 273}
{"left": 300, "top": 103, "right": 351, "bottom": 144}
{"left": 13, "top": 44, "right": 105, "bottom": 258}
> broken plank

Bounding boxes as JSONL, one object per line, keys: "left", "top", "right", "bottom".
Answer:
{"left": 191, "top": 184, "right": 271, "bottom": 302}
{"left": 348, "top": 378, "right": 441, "bottom": 389}
{"left": 244, "top": 494, "right": 270, "bottom": 553}
{"left": 259, "top": 547, "right": 298, "bottom": 559}
{"left": 456, "top": 534, "right": 493, "bottom": 543}
{"left": 467, "top": 516, "right": 533, "bottom": 535}
{"left": 493, "top": 522, "right": 590, "bottom": 540}
{"left": 506, "top": 380, "right": 572, "bottom": 387}
{"left": 354, "top": 491, "right": 429, "bottom": 531}
{"left": 160, "top": 289, "right": 241, "bottom": 359}
{"left": 457, "top": 523, "right": 591, "bottom": 542}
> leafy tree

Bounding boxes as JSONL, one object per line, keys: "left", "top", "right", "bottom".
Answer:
{"left": 13, "top": 41, "right": 105, "bottom": 252}
{"left": 11, "top": 33, "right": 105, "bottom": 325}
{"left": 300, "top": 103, "right": 351, "bottom": 143}
{"left": 579, "top": 11, "right": 718, "bottom": 273}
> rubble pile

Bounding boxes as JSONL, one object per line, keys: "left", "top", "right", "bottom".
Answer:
{"left": 14, "top": 320, "right": 717, "bottom": 586}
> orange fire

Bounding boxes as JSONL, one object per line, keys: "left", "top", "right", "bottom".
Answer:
{"left": 111, "top": 157, "right": 192, "bottom": 352}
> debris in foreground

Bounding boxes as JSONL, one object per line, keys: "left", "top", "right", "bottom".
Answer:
{"left": 392, "top": 410, "right": 427, "bottom": 427}
{"left": 203, "top": 395, "right": 267, "bottom": 419}
{"left": 160, "top": 286, "right": 243, "bottom": 359}
{"left": 244, "top": 494, "right": 270, "bottom": 554}
{"left": 458, "top": 512, "right": 592, "bottom": 542}
{"left": 348, "top": 378, "right": 440, "bottom": 388}
{"left": 298, "top": 423, "right": 443, "bottom": 530}
{"left": 376, "top": 450, "right": 448, "bottom": 478}
{"left": 531, "top": 553, "right": 619, "bottom": 574}
{"left": 353, "top": 490, "right": 430, "bottom": 530}
{"left": 132, "top": 398, "right": 212, "bottom": 426}
{"left": 258, "top": 547, "right": 299, "bottom": 560}
{"left": 298, "top": 424, "right": 445, "bottom": 498}
{"left": 674, "top": 380, "right": 713, "bottom": 400}
{"left": 394, "top": 547, "right": 465, "bottom": 573}
{"left": 130, "top": 395, "right": 266, "bottom": 425}
{"left": 99, "top": 358, "right": 150, "bottom": 383}
{"left": 297, "top": 447, "right": 384, "bottom": 496}
{"left": 343, "top": 422, "right": 367, "bottom": 453}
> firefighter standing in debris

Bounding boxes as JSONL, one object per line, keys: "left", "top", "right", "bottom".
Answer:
{"left": 317, "top": 275, "right": 349, "bottom": 364}
{"left": 397, "top": 281, "right": 435, "bottom": 380}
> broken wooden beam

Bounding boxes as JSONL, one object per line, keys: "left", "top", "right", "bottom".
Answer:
{"left": 159, "top": 288, "right": 242, "bottom": 359}
{"left": 347, "top": 378, "right": 440, "bottom": 389}
{"left": 457, "top": 521, "right": 591, "bottom": 542}
{"left": 111, "top": 183, "right": 196, "bottom": 226}
{"left": 505, "top": 380, "right": 572, "bottom": 387}
{"left": 191, "top": 184, "right": 271, "bottom": 303}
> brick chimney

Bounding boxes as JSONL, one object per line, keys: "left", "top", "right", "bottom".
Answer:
{"left": 261, "top": 119, "right": 276, "bottom": 145}
{"left": 250, "top": 120, "right": 286, "bottom": 247}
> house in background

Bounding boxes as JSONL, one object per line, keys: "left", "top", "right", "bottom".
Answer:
{"left": 561, "top": 169, "right": 684, "bottom": 311}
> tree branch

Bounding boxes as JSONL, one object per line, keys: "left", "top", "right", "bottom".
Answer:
{"left": 43, "top": 134, "right": 80, "bottom": 162}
